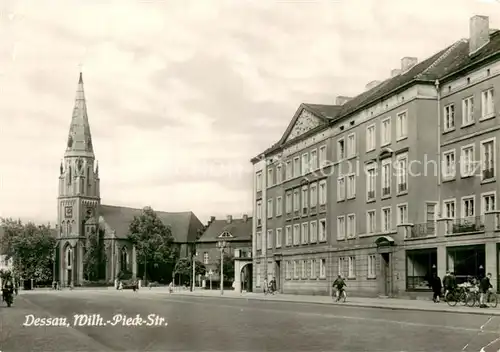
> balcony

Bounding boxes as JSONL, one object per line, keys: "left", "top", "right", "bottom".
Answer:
{"left": 407, "top": 223, "right": 435, "bottom": 239}
{"left": 483, "top": 168, "right": 494, "bottom": 180}
{"left": 451, "top": 216, "right": 484, "bottom": 234}
{"left": 398, "top": 183, "right": 407, "bottom": 193}
{"left": 382, "top": 187, "right": 390, "bottom": 196}
{"left": 367, "top": 191, "right": 375, "bottom": 200}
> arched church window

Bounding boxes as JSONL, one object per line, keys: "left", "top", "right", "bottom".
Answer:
{"left": 87, "top": 166, "right": 91, "bottom": 186}
{"left": 68, "top": 166, "right": 72, "bottom": 185}
{"left": 121, "top": 247, "right": 128, "bottom": 271}
{"left": 66, "top": 247, "right": 73, "bottom": 268}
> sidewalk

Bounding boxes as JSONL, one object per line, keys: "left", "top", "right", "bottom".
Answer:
{"left": 145, "top": 287, "right": 500, "bottom": 316}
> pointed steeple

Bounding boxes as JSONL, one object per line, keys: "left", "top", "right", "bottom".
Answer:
{"left": 65, "top": 72, "right": 94, "bottom": 158}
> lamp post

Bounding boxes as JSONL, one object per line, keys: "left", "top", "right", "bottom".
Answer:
{"left": 217, "top": 240, "right": 227, "bottom": 295}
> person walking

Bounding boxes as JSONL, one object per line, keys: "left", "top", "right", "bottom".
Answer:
{"left": 431, "top": 273, "right": 442, "bottom": 303}
{"left": 263, "top": 278, "right": 268, "bottom": 294}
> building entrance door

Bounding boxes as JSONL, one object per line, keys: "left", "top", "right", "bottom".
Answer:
{"left": 67, "top": 269, "right": 72, "bottom": 287}
{"left": 275, "top": 261, "right": 281, "bottom": 292}
{"left": 382, "top": 253, "right": 392, "bottom": 296}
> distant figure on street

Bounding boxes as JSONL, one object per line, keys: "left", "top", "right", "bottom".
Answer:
{"left": 332, "top": 275, "right": 346, "bottom": 300}
{"left": 431, "top": 273, "right": 442, "bottom": 303}
{"left": 263, "top": 278, "right": 268, "bottom": 294}
{"left": 169, "top": 282, "right": 173, "bottom": 294}
{"left": 442, "top": 271, "right": 453, "bottom": 299}
{"left": 479, "top": 273, "right": 493, "bottom": 308}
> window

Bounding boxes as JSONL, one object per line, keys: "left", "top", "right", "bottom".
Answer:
{"left": 309, "top": 221, "right": 317, "bottom": 243}
{"left": 293, "top": 157, "right": 300, "bottom": 177}
{"left": 347, "top": 133, "right": 356, "bottom": 157}
{"left": 337, "top": 176, "right": 345, "bottom": 201}
{"left": 276, "top": 196, "right": 283, "bottom": 217}
{"left": 337, "top": 138, "right": 345, "bottom": 160}
{"left": 406, "top": 249, "right": 437, "bottom": 290}
{"left": 203, "top": 252, "right": 209, "bottom": 264}
{"left": 293, "top": 224, "right": 300, "bottom": 245}
{"left": 396, "top": 154, "right": 408, "bottom": 193}
{"left": 366, "top": 124, "right": 375, "bottom": 151}
{"left": 319, "top": 180, "right": 327, "bottom": 205}
{"left": 285, "top": 192, "right": 292, "bottom": 214}
{"left": 319, "top": 145, "right": 327, "bottom": 167}
{"left": 348, "top": 256, "right": 356, "bottom": 278}
{"left": 301, "top": 260, "right": 306, "bottom": 278}
{"left": 267, "top": 168, "right": 273, "bottom": 187}
{"left": 338, "top": 257, "right": 347, "bottom": 276}
{"left": 276, "top": 228, "right": 282, "bottom": 248}
{"left": 482, "top": 193, "right": 496, "bottom": 215}
{"left": 311, "top": 259, "right": 317, "bottom": 279}
{"left": 337, "top": 216, "right": 345, "bottom": 240}
{"left": 301, "top": 222, "right": 308, "bottom": 244}
{"left": 461, "top": 145, "right": 476, "bottom": 177}
{"left": 256, "top": 201, "right": 262, "bottom": 226}
{"left": 444, "top": 199, "right": 456, "bottom": 219}
{"left": 381, "top": 160, "right": 391, "bottom": 196}
{"left": 381, "top": 207, "right": 391, "bottom": 232}
{"left": 381, "top": 117, "right": 391, "bottom": 145}
{"left": 347, "top": 214, "right": 356, "bottom": 238}
{"left": 319, "top": 219, "right": 327, "bottom": 241}
{"left": 285, "top": 225, "right": 292, "bottom": 246}
{"left": 256, "top": 172, "right": 262, "bottom": 191}
{"left": 367, "top": 165, "right": 376, "bottom": 201}
{"left": 256, "top": 231, "right": 262, "bottom": 250}
{"left": 301, "top": 153, "right": 309, "bottom": 175}
{"left": 481, "top": 139, "right": 495, "bottom": 180}
{"left": 293, "top": 189, "right": 300, "bottom": 212}
{"left": 367, "top": 210, "right": 376, "bottom": 234}
{"left": 301, "top": 186, "right": 308, "bottom": 214}
{"left": 285, "top": 261, "right": 290, "bottom": 279}
{"left": 267, "top": 199, "right": 273, "bottom": 218}
{"left": 462, "top": 96, "right": 474, "bottom": 125}
{"left": 444, "top": 104, "right": 455, "bottom": 131}
{"left": 310, "top": 182, "right": 318, "bottom": 207}
{"left": 396, "top": 111, "right": 407, "bottom": 140}
{"left": 310, "top": 149, "right": 318, "bottom": 170}
{"left": 267, "top": 229, "right": 273, "bottom": 249}
{"left": 320, "top": 259, "right": 326, "bottom": 278}
{"left": 346, "top": 174, "right": 356, "bottom": 199}
{"left": 443, "top": 150, "right": 456, "bottom": 178}
{"left": 481, "top": 88, "right": 494, "bottom": 119}
{"left": 397, "top": 204, "right": 408, "bottom": 225}
{"left": 462, "top": 196, "right": 475, "bottom": 218}
{"left": 276, "top": 164, "right": 282, "bottom": 184}
{"left": 293, "top": 261, "right": 298, "bottom": 279}
{"left": 285, "top": 160, "right": 292, "bottom": 180}
{"left": 368, "top": 255, "right": 376, "bottom": 278}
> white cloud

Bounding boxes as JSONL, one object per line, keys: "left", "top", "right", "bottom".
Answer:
{"left": 0, "top": 0, "right": 499, "bottom": 224}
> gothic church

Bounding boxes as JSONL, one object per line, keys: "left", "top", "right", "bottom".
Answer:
{"left": 55, "top": 73, "right": 204, "bottom": 286}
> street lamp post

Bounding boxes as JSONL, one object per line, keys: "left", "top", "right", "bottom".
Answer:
{"left": 217, "top": 240, "right": 227, "bottom": 295}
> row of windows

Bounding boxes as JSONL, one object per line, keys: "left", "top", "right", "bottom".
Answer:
{"left": 284, "top": 258, "right": 327, "bottom": 280}
{"left": 256, "top": 219, "right": 328, "bottom": 250}
{"left": 443, "top": 193, "right": 496, "bottom": 219}
{"left": 255, "top": 111, "right": 409, "bottom": 191}
{"left": 443, "top": 88, "right": 495, "bottom": 131}
{"left": 442, "top": 138, "right": 496, "bottom": 181}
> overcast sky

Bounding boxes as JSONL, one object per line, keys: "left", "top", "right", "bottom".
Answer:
{"left": 0, "top": 0, "right": 499, "bottom": 225}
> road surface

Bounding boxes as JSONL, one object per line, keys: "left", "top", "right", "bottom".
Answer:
{"left": 1, "top": 290, "right": 500, "bottom": 351}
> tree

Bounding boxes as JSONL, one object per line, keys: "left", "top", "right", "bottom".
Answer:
{"left": 0, "top": 218, "right": 56, "bottom": 283}
{"left": 174, "top": 258, "right": 206, "bottom": 278}
{"left": 83, "top": 228, "right": 106, "bottom": 281}
{"left": 216, "top": 253, "right": 235, "bottom": 281}
{"left": 127, "top": 207, "right": 178, "bottom": 281}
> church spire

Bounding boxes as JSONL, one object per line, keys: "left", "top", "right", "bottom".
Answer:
{"left": 65, "top": 72, "right": 94, "bottom": 158}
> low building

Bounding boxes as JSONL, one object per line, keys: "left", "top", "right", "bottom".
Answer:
{"left": 196, "top": 215, "right": 252, "bottom": 290}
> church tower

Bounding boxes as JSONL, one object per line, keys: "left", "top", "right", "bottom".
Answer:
{"left": 57, "top": 72, "right": 101, "bottom": 286}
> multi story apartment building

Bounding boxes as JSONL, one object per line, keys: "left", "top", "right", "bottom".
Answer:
{"left": 250, "top": 15, "right": 500, "bottom": 297}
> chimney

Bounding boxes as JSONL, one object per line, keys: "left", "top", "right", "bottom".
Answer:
{"left": 401, "top": 57, "right": 418, "bottom": 72}
{"left": 242, "top": 214, "right": 248, "bottom": 222}
{"left": 226, "top": 215, "right": 232, "bottom": 224}
{"left": 365, "top": 80, "right": 381, "bottom": 91}
{"left": 390, "top": 69, "right": 401, "bottom": 77}
{"left": 207, "top": 216, "right": 215, "bottom": 226}
{"left": 335, "top": 96, "right": 352, "bottom": 105}
{"left": 470, "top": 15, "right": 490, "bottom": 55}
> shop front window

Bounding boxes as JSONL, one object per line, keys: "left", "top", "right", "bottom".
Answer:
{"left": 406, "top": 248, "right": 437, "bottom": 290}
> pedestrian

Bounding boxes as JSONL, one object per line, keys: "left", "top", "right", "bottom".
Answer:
{"left": 442, "top": 271, "right": 452, "bottom": 300}
{"left": 431, "top": 273, "right": 442, "bottom": 303}
{"left": 263, "top": 278, "right": 268, "bottom": 294}
{"left": 479, "top": 273, "right": 493, "bottom": 308}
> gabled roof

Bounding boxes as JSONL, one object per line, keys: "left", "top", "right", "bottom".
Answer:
{"left": 197, "top": 217, "right": 252, "bottom": 243}
{"left": 252, "top": 30, "right": 500, "bottom": 162}
{"left": 98, "top": 205, "right": 204, "bottom": 243}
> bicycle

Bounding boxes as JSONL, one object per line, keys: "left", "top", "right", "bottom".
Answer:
{"left": 466, "top": 289, "right": 498, "bottom": 308}
{"left": 445, "top": 287, "right": 468, "bottom": 307}
{"left": 333, "top": 288, "right": 347, "bottom": 302}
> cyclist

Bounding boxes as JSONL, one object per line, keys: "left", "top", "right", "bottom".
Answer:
{"left": 443, "top": 271, "right": 453, "bottom": 299}
{"left": 332, "top": 275, "right": 346, "bottom": 301}
{"left": 479, "top": 273, "right": 493, "bottom": 308}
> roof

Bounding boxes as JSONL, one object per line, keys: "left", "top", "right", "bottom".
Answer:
{"left": 99, "top": 205, "right": 204, "bottom": 243}
{"left": 197, "top": 217, "right": 252, "bottom": 243}
{"left": 253, "top": 30, "right": 500, "bottom": 161}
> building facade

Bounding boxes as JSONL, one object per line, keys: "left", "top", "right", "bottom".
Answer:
{"left": 55, "top": 73, "right": 204, "bottom": 286}
{"left": 251, "top": 15, "right": 500, "bottom": 297}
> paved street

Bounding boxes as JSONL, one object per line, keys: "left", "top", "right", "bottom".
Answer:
{"left": 2, "top": 290, "right": 500, "bottom": 351}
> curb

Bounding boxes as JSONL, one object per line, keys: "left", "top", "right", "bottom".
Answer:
{"left": 168, "top": 292, "right": 500, "bottom": 316}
